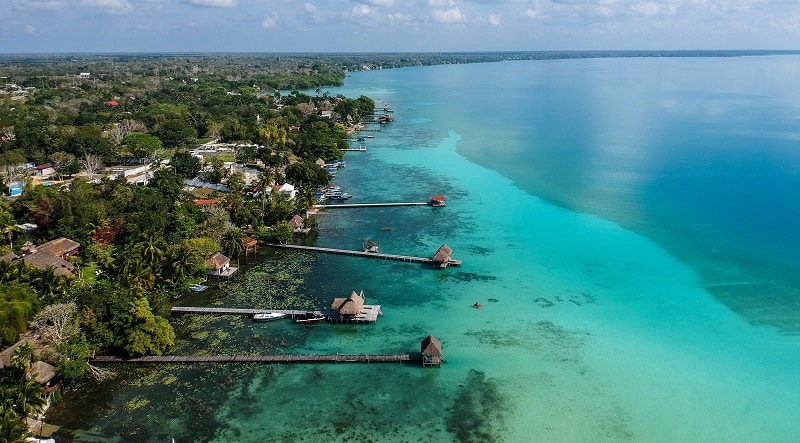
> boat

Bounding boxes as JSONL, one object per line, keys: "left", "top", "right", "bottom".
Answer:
{"left": 325, "top": 190, "right": 352, "bottom": 200}
{"left": 472, "top": 302, "right": 483, "bottom": 309}
{"left": 253, "top": 312, "right": 286, "bottom": 322}
{"left": 295, "top": 312, "right": 327, "bottom": 324}
{"left": 189, "top": 284, "right": 208, "bottom": 292}
{"left": 363, "top": 240, "right": 379, "bottom": 253}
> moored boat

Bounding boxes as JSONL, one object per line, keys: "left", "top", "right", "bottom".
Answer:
{"left": 253, "top": 312, "right": 286, "bottom": 322}
{"left": 295, "top": 312, "right": 327, "bottom": 324}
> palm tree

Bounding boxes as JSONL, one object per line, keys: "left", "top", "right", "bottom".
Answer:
{"left": 13, "top": 378, "right": 45, "bottom": 419}
{"left": 0, "top": 403, "right": 27, "bottom": 443}
{"left": 221, "top": 228, "right": 246, "bottom": 258}
{"left": 137, "top": 232, "right": 167, "bottom": 267}
{"left": 10, "top": 343, "right": 35, "bottom": 373}
{"left": 29, "top": 266, "right": 70, "bottom": 301}
{"left": 165, "top": 245, "right": 201, "bottom": 284}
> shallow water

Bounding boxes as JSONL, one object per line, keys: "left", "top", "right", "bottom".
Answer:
{"left": 50, "top": 55, "right": 800, "bottom": 442}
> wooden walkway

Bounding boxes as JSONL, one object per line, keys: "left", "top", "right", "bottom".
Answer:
{"left": 339, "top": 147, "right": 366, "bottom": 152}
{"left": 171, "top": 305, "right": 383, "bottom": 323}
{"left": 314, "top": 202, "right": 431, "bottom": 208}
{"left": 92, "top": 353, "right": 420, "bottom": 364}
{"left": 267, "top": 243, "right": 461, "bottom": 267}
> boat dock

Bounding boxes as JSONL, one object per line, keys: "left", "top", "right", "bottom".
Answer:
{"left": 339, "top": 146, "right": 367, "bottom": 152}
{"left": 171, "top": 305, "right": 383, "bottom": 323}
{"left": 91, "top": 353, "right": 420, "bottom": 364}
{"left": 314, "top": 202, "right": 431, "bottom": 209}
{"left": 266, "top": 244, "right": 461, "bottom": 267}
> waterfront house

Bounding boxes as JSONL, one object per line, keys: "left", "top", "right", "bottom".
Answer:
{"left": 205, "top": 252, "right": 238, "bottom": 279}
{"left": 244, "top": 236, "right": 258, "bottom": 255}
{"left": 420, "top": 335, "right": 443, "bottom": 367}
{"left": 288, "top": 215, "right": 311, "bottom": 234}
{"left": 331, "top": 291, "right": 365, "bottom": 316}
{"left": 431, "top": 244, "right": 453, "bottom": 269}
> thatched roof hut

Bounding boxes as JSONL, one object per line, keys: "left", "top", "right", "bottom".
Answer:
{"left": 431, "top": 244, "right": 453, "bottom": 268}
{"left": 331, "top": 291, "right": 364, "bottom": 315}
{"left": 288, "top": 215, "right": 305, "bottom": 229}
{"left": 420, "top": 335, "right": 443, "bottom": 367}
{"left": 30, "top": 360, "right": 56, "bottom": 385}
{"left": 205, "top": 252, "right": 230, "bottom": 271}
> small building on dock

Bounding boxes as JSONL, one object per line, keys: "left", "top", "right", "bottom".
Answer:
{"left": 430, "top": 195, "right": 446, "bottom": 207}
{"left": 328, "top": 290, "right": 381, "bottom": 323}
{"left": 331, "top": 290, "right": 364, "bottom": 316}
{"left": 420, "top": 335, "right": 443, "bottom": 367}
{"left": 205, "top": 252, "right": 238, "bottom": 279}
{"left": 432, "top": 244, "right": 454, "bottom": 269}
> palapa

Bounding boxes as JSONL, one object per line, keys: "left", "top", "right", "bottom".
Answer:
{"left": 431, "top": 244, "right": 453, "bottom": 268}
{"left": 331, "top": 291, "right": 365, "bottom": 315}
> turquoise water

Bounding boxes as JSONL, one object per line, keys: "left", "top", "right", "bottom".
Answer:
{"left": 51, "top": 56, "right": 800, "bottom": 442}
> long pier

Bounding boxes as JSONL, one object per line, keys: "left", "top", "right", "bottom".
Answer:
{"left": 267, "top": 244, "right": 446, "bottom": 266}
{"left": 314, "top": 202, "right": 430, "bottom": 209}
{"left": 171, "top": 305, "right": 383, "bottom": 323}
{"left": 92, "top": 353, "right": 419, "bottom": 364}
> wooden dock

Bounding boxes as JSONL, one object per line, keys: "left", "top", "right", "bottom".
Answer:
{"left": 92, "top": 353, "right": 420, "bottom": 364}
{"left": 171, "top": 307, "right": 318, "bottom": 316}
{"left": 267, "top": 244, "right": 460, "bottom": 267}
{"left": 314, "top": 202, "right": 431, "bottom": 209}
{"left": 171, "top": 305, "right": 383, "bottom": 323}
{"left": 339, "top": 147, "right": 366, "bottom": 152}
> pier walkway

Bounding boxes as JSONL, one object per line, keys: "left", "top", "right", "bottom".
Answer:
{"left": 171, "top": 305, "right": 383, "bottom": 323}
{"left": 92, "top": 353, "right": 419, "bottom": 364}
{"left": 314, "top": 202, "right": 430, "bottom": 209}
{"left": 267, "top": 243, "right": 462, "bottom": 267}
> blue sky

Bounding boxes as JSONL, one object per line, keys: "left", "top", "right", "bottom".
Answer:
{"left": 3, "top": 0, "right": 799, "bottom": 53}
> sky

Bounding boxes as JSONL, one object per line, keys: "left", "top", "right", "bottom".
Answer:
{"left": 2, "top": 0, "right": 799, "bottom": 53}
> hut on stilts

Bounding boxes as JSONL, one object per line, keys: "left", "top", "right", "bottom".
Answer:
{"left": 420, "top": 335, "right": 443, "bottom": 367}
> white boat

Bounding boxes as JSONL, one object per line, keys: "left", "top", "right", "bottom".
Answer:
{"left": 189, "top": 284, "right": 208, "bottom": 292}
{"left": 253, "top": 312, "right": 286, "bottom": 322}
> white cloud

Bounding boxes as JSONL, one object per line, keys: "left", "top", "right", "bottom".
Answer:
{"left": 362, "top": 0, "right": 394, "bottom": 6}
{"left": 183, "top": 0, "right": 236, "bottom": 8}
{"left": 631, "top": 1, "right": 678, "bottom": 17}
{"left": 262, "top": 16, "right": 278, "bottom": 29}
{"left": 525, "top": 8, "right": 543, "bottom": 19}
{"left": 81, "top": 0, "right": 133, "bottom": 14}
{"left": 488, "top": 13, "right": 502, "bottom": 25}
{"left": 303, "top": 3, "right": 317, "bottom": 13}
{"left": 25, "top": 24, "right": 36, "bottom": 33}
{"left": 387, "top": 12, "right": 414, "bottom": 24}
{"left": 432, "top": 7, "right": 465, "bottom": 23}
{"left": 14, "top": 0, "right": 66, "bottom": 11}
{"left": 351, "top": 4, "right": 372, "bottom": 17}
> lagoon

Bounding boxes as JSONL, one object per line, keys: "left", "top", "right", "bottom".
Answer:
{"left": 51, "top": 54, "right": 800, "bottom": 442}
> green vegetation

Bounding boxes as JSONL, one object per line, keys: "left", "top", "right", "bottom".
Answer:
{"left": 0, "top": 55, "right": 378, "bottom": 405}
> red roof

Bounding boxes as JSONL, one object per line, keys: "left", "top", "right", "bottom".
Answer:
{"left": 193, "top": 199, "right": 219, "bottom": 206}
{"left": 104, "top": 100, "right": 119, "bottom": 107}
{"left": 431, "top": 195, "right": 445, "bottom": 201}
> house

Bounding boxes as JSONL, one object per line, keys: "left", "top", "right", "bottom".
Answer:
{"left": 16, "top": 237, "right": 80, "bottom": 278}
{"left": 79, "top": 72, "right": 91, "bottom": 79}
{"left": 205, "top": 252, "right": 238, "bottom": 279}
{"left": 104, "top": 100, "right": 119, "bottom": 107}
{"left": 330, "top": 291, "right": 365, "bottom": 317}
{"left": 274, "top": 183, "right": 297, "bottom": 200}
{"left": 288, "top": 215, "right": 311, "bottom": 234}
{"left": 32, "top": 164, "right": 55, "bottom": 178}
{"left": 430, "top": 195, "right": 446, "bottom": 207}
{"left": 431, "top": 244, "right": 453, "bottom": 269}
{"left": 244, "top": 236, "right": 258, "bottom": 255}
{"left": 420, "top": 335, "right": 443, "bottom": 367}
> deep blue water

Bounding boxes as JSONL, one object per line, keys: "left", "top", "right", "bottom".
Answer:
{"left": 335, "top": 56, "right": 800, "bottom": 332}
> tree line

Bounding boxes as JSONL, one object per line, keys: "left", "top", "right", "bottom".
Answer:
{"left": 0, "top": 54, "right": 376, "bottom": 442}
